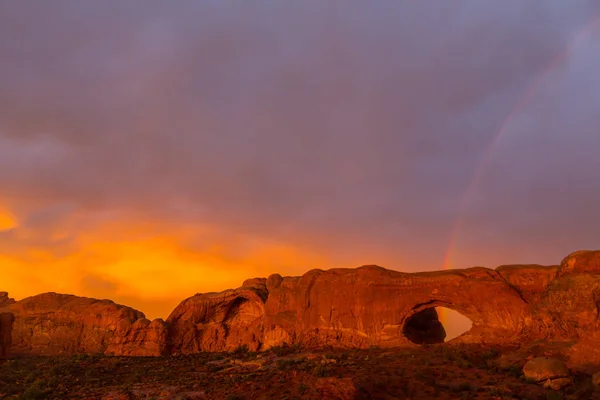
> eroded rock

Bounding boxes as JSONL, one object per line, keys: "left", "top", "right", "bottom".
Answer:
{"left": 0, "top": 312, "right": 14, "bottom": 357}
{"left": 2, "top": 249, "right": 600, "bottom": 363}
{"left": 0, "top": 292, "right": 15, "bottom": 308}
{"left": 523, "top": 357, "right": 571, "bottom": 390}
{"left": 0, "top": 292, "right": 165, "bottom": 356}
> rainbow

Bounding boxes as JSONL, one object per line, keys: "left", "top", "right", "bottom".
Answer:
{"left": 442, "top": 16, "right": 600, "bottom": 273}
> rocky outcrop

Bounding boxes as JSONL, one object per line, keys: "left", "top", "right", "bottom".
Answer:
{"left": 0, "top": 291, "right": 15, "bottom": 308}
{"left": 495, "top": 264, "right": 558, "bottom": 303}
{"left": 0, "top": 293, "right": 167, "bottom": 356}
{"left": 106, "top": 317, "right": 168, "bottom": 356}
{"left": 2, "top": 249, "right": 600, "bottom": 364}
{"left": 167, "top": 250, "right": 600, "bottom": 355}
{"left": 522, "top": 357, "right": 572, "bottom": 390}
{"left": 0, "top": 312, "right": 14, "bottom": 357}
{"left": 167, "top": 283, "right": 267, "bottom": 354}
{"left": 167, "top": 265, "right": 532, "bottom": 352}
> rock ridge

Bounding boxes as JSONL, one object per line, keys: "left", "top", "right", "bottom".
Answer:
{"left": 1, "top": 249, "right": 599, "bottom": 368}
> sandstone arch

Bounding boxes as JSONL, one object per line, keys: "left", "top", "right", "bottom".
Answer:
{"left": 2, "top": 249, "right": 600, "bottom": 370}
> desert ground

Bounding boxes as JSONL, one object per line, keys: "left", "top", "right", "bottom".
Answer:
{"left": 1, "top": 342, "right": 599, "bottom": 400}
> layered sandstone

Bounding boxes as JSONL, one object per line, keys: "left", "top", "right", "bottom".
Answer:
{"left": 166, "top": 250, "right": 600, "bottom": 354}
{"left": 0, "top": 293, "right": 167, "bottom": 356}
{"left": 1, "top": 249, "right": 600, "bottom": 365}
{"left": 167, "top": 264, "right": 532, "bottom": 353}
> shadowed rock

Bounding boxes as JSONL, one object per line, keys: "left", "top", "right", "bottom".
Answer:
{"left": 0, "top": 312, "right": 14, "bottom": 357}
{"left": 402, "top": 308, "right": 446, "bottom": 344}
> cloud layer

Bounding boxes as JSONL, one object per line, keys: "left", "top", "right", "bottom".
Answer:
{"left": 1, "top": 1, "right": 600, "bottom": 318}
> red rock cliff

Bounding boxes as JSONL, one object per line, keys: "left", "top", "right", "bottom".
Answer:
{"left": 0, "top": 293, "right": 167, "bottom": 356}
{"left": 2, "top": 249, "right": 600, "bottom": 363}
{"left": 0, "top": 311, "right": 14, "bottom": 357}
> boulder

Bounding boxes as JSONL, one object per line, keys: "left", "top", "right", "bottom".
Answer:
{"left": 523, "top": 357, "right": 571, "bottom": 390}
{"left": 592, "top": 372, "right": 600, "bottom": 386}
{"left": 557, "top": 250, "right": 600, "bottom": 278}
{"left": 495, "top": 264, "right": 558, "bottom": 303}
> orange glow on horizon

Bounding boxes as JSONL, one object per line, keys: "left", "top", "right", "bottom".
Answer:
{"left": 0, "top": 215, "right": 329, "bottom": 320}
{"left": 0, "top": 206, "right": 17, "bottom": 231}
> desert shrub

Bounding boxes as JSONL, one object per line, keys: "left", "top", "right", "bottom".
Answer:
{"left": 232, "top": 344, "right": 249, "bottom": 356}
{"left": 297, "top": 382, "right": 309, "bottom": 394}
{"left": 312, "top": 364, "right": 331, "bottom": 377}
{"left": 269, "top": 343, "right": 301, "bottom": 357}
{"left": 21, "top": 380, "right": 48, "bottom": 400}
{"left": 546, "top": 390, "right": 563, "bottom": 400}
{"left": 24, "top": 371, "right": 40, "bottom": 384}
{"left": 482, "top": 348, "right": 499, "bottom": 360}
{"left": 276, "top": 358, "right": 300, "bottom": 370}
{"left": 502, "top": 364, "right": 523, "bottom": 378}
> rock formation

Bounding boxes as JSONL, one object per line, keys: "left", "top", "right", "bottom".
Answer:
{"left": 0, "top": 292, "right": 167, "bottom": 356}
{"left": 522, "top": 357, "right": 572, "bottom": 390}
{"left": 0, "top": 311, "right": 14, "bottom": 357}
{"left": 1, "top": 249, "right": 600, "bottom": 368}
{"left": 166, "top": 264, "right": 532, "bottom": 353}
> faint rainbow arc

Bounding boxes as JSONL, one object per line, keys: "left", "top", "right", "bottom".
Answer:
{"left": 442, "top": 16, "right": 600, "bottom": 271}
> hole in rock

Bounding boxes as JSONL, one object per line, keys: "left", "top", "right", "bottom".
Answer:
{"left": 402, "top": 307, "right": 473, "bottom": 344}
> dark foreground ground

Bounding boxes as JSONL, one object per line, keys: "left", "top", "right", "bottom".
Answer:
{"left": 1, "top": 343, "right": 599, "bottom": 400}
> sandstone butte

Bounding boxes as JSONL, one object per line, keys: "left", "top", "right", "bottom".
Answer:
{"left": 1, "top": 249, "right": 600, "bottom": 370}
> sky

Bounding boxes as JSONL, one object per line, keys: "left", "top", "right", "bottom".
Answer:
{"left": 1, "top": 1, "right": 600, "bottom": 324}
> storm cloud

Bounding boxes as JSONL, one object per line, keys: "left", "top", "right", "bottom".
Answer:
{"left": 1, "top": 1, "right": 600, "bottom": 317}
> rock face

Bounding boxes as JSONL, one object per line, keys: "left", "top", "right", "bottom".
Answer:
{"left": 0, "top": 312, "right": 14, "bottom": 357}
{"left": 167, "top": 265, "right": 531, "bottom": 353}
{"left": 167, "top": 250, "right": 600, "bottom": 354}
{"left": 0, "top": 293, "right": 167, "bottom": 356}
{"left": 522, "top": 357, "right": 572, "bottom": 390}
{"left": 2, "top": 249, "right": 600, "bottom": 364}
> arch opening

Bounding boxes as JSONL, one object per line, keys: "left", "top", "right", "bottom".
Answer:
{"left": 402, "top": 307, "right": 473, "bottom": 344}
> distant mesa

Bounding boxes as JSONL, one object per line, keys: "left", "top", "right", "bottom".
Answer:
{"left": 1, "top": 250, "right": 600, "bottom": 370}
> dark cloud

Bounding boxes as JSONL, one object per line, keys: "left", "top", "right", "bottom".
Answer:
{"left": 1, "top": 0, "right": 600, "bottom": 288}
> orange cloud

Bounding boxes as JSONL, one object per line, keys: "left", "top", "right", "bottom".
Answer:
{"left": 0, "top": 206, "right": 17, "bottom": 231}
{"left": 0, "top": 212, "right": 330, "bottom": 319}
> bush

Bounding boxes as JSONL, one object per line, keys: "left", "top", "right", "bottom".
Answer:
{"left": 21, "top": 380, "right": 48, "bottom": 400}
{"left": 312, "top": 364, "right": 331, "bottom": 377}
